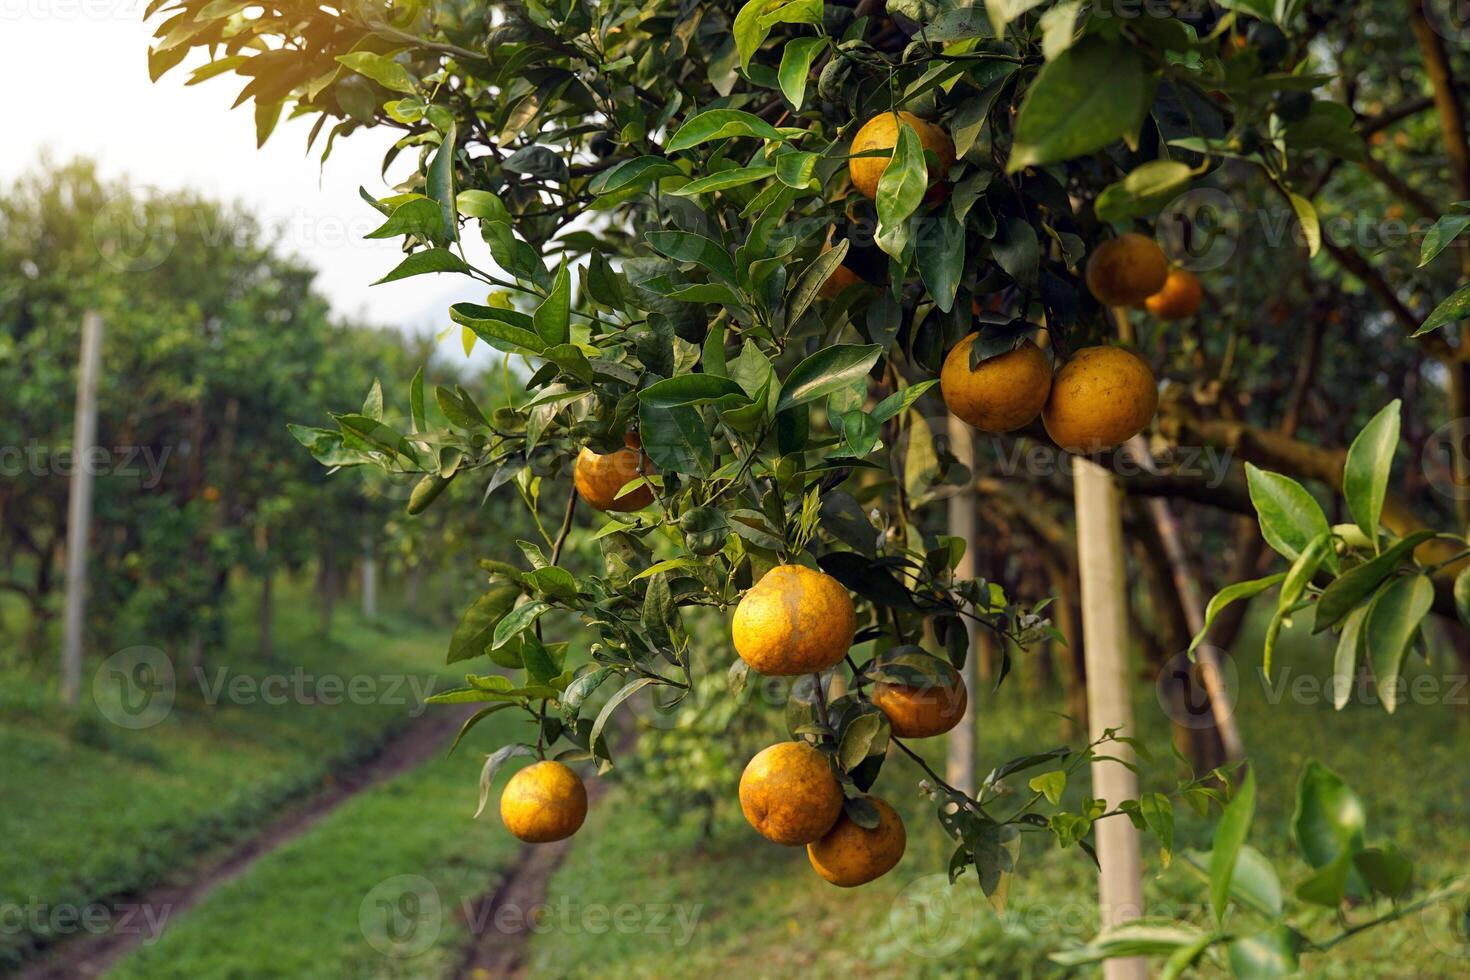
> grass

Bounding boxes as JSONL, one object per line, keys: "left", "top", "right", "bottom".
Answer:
{"left": 104, "top": 708, "right": 529, "bottom": 980}
{"left": 523, "top": 615, "right": 1470, "bottom": 978}
{"left": 0, "top": 582, "right": 457, "bottom": 970}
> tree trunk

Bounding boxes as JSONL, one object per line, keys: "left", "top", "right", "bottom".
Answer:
{"left": 61, "top": 312, "right": 103, "bottom": 705}
{"left": 257, "top": 526, "right": 273, "bottom": 660}
{"left": 360, "top": 532, "right": 378, "bottom": 620}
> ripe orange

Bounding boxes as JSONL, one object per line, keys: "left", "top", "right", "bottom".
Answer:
{"left": 739, "top": 741, "right": 844, "bottom": 845}
{"left": 1085, "top": 233, "right": 1169, "bottom": 308}
{"left": 500, "top": 760, "right": 588, "bottom": 843}
{"left": 573, "top": 435, "right": 654, "bottom": 512}
{"left": 1144, "top": 267, "right": 1203, "bottom": 321}
{"left": 731, "top": 564, "right": 855, "bottom": 676}
{"left": 871, "top": 653, "right": 969, "bottom": 739}
{"left": 940, "top": 334, "right": 1052, "bottom": 433}
{"left": 807, "top": 796, "right": 907, "bottom": 886}
{"left": 1042, "top": 346, "right": 1159, "bottom": 454}
{"left": 849, "top": 111, "right": 955, "bottom": 201}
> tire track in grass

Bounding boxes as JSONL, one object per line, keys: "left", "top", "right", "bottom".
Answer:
{"left": 11, "top": 706, "right": 475, "bottom": 980}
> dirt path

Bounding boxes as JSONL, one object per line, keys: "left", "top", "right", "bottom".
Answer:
{"left": 12, "top": 706, "right": 474, "bottom": 980}
{"left": 453, "top": 774, "right": 615, "bottom": 980}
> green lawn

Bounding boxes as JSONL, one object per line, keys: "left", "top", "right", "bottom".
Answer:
{"left": 0, "top": 584, "right": 456, "bottom": 970}
{"left": 523, "top": 616, "right": 1470, "bottom": 978}
{"left": 105, "top": 708, "right": 529, "bottom": 980}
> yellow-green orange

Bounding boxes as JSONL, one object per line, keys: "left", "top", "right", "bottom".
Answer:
{"left": 1043, "top": 346, "right": 1159, "bottom": 454}
{"left": 807, "top": 796, "right": 907, "bottom": 886}
{"left": 872, "top": 657, "right": 969, "bottom": 739}
{"left": 1085, "top": 233, "right": 1169, "bottom": 308}
{"left": 500, "top": 760, "right": 588, "bottom": 843}
{"left": 574, "top": 438, "right": 654, "bottom": 512}
{"left": 849, "top": 111, "right": 955, "bottom": 201}
{"left": 731, "top": 565, "right": 855, "bottom": 675}
{"left": 738, "top": 741, "right": 843, "bottom": 845}
{"left": 940, "top": 334, "right": 1052, "bottom": 432}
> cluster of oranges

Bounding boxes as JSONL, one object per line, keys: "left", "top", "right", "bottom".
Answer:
{"left": 497, "top": 110, "right": 1198, "bottom": 851}
{"left": 731, "top": 564, "right": 965, "bottom": 886}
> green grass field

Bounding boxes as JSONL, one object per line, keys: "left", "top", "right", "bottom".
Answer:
{"left": 524, "top": 617, "right": 1470, "bottom": 978}
{"left": 0, "top": 584, "right": 456, "bottom": 970}
{"left": 105, "top": 708, "right": 528, "bottom": 980}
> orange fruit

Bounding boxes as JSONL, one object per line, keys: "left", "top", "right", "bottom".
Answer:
{"left": 1085, "top": 233, "right": 1170, "bottom": 308}
{"left": 731, "top": 564, "right": 856, "bottom": 675}
{"left": 807, "top": 796, "right": 906, "bottom": 886}
{"left": 849, "top": 111, "right": 955, "bottom": 201}
{"left": 871, "top": 653, "right": 969, "bottom": 739}
{"left": 738, "top": 741, "right": 844, "bottom": 845}
{"left": 940, "top": 333, "right": 1052, "bottom": 433}
{"left": 1042, "top": 346, "right": 1159, "bottom": 454}
{"left": 1144, "top": 267, "right": 1202, "bottom": 321}
{"left": 500, "top": 760, "right": 588, "bottom": 843}
{"left": 573, "top": 435, "right": 654, "bottom": 511}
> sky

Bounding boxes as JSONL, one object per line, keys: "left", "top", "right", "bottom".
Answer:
{"left": 0, "top": 8, "right": 487, "bottom": 355}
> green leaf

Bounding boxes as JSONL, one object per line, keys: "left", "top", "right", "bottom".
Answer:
{"left": 1289, "top": 192, "right": 1320, "bottom": 257}
{"left": 645, "top": 230, "right": 738, "bottom": 285}
{"left": 1190, "top": 573, "right": 1287, "bottom": 652}
{"left": 775, "top": 344, "right": 883, "bottom": 413}
{"left": 1227, "top": 926, "right": 1300, "bottom": 979}
{"left": 1420, "top": 214, "right": 1470, "bottom": 267}
{"left": 1415, "top": 282, "right": 1470, "bottom": 337}
{"left": 1364, "top": 574, "right": 1435, "bottom": 713}
{"left": 1028, "top": 770, "right": 1066, "bottom": 805}
{"left": 1343, "top": 400, "right": 1401, "bottom": 547}
{"left": 1140, "top": 792, "right": 1175, "bottom": 868}
{"left": 838, "top": 709, "right": 888, "bottom": 771}
{"left": 1313, "top": 530, "right": 1435, "bottom": 632}
{"left": 665, "top": 109, "right": 787, "bottom": 151}
{"left": 1292, "top": 761, "right": 1366, "bottom": 871}
{"left": 1456, "top": 566, "right": 1470, "bottom": 628}
{"left": 1210, "top": 767, "right": 1255, "bottom": 924}
{"left": 1245, "top": 464, "right": 1331, "bottom": 563}
{"left": 991, "top": 215, "right": 1040, "bottom": 290}
{"left": 872, "top": 379, "right": 938, "bottom": 423}
{"left": 456, "top": 189, "right": 510, "bottom": 222}
{"left": 364, "top": 196, "right": 444, "bottom": 243}
{"left": 734, "top": 0, "right": 823, "bottom": 70}
{"left": 534, "top": 259, "right": 571, "bottom": 346}
{"left": 787, "top": 239, "right": 848, "bottom": 327}
{"left": 778, "top": 36, "right": 826, "bottom": 109}
{"left": 1264, "top": 531, "right": 1332, "bottom": 676}
{"left": 875, "top": 121, "right": 929, "bottom": 259}
{"left": 449, "top": 302, "right": 545, "bottom": 356}
{"left": 446, "top": 703, "right": 516, "bottom": 755}
{"left": 427, "top": 122, "right": 457, "bottom": 243}
{"left": 590, "top": 677, "right": 659, "bottom": 756}
{"left": 1331, "top": 606, "right": 1368, "bottom": 710}
{"left": 447, "top": 582, "right": 522, "bottom": 664}
{"left": 335, "top": 52, "right": 418, "bottom": 94}
{"left": 374, "top": 248, "right": 470, "bottom": 284}
{"left": 670, "top": 166, "right": 776, "bottom": 197}
{"left": 1354, "top": 846, "right": 1414, "bottom": 899}
{"left": 638, "top": 374, "right": 747, "bottom": 408}
{"left": 587, "top": 156, "right": 681, "bottom": 195}
{"left": 491, "top": 599, "right": 551, "bottom": 650}
{"left": 916, "top": 208, "right": 966, "bottom": 311}
{"left": 1094, "top": 160, "right": 1193, "bottom": 224}
{"left": 1009, "top": 39, "right": 1150, "bottom": 172}
{"left": 1050, "top": 924, "right": 1209, "bottom": 967}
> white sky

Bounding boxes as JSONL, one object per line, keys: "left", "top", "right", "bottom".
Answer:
{"left": 0, "top": 8, "right": 489, "bottom": 358}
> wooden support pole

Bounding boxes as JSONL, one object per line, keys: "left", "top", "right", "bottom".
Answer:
{"left": 946, "top": 415, "right": 978, "bottom": 797}
{"left": 61, "top": 312, "right": 104, "bottom": 705}
{"left": 1074, "top": 456, "right": 1146, "bottom": 979}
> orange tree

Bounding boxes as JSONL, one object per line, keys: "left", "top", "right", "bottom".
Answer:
{"left": 153, "top": 0, "right": 1470, "bottom": 970}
